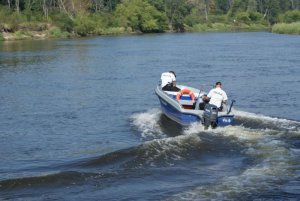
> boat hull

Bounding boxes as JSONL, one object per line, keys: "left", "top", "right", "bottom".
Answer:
{"left": 155, "top": 85, "right": 234, "bottom": 127}
{"left": 217, "top": 115, "right": 234, "bottom": 126}
{"left": 158, "top": 98, "right": 200, "bottom": 126}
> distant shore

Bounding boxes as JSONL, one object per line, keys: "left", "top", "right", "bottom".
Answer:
{"left": 1, "top": 0, "right": 299, "bottom": 42}
{"left": 0, "top": 23, "right": 269, "bottom": 41}
{"left": 1, "top": 22, "right": 299, "bottom": 42}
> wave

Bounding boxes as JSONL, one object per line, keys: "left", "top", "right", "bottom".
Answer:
{"left": 166, "top": 124, "right": 300, "bottom": 200}
{"left": 130, "top": 108, "right": 300, "bottom": 140}
{"left": 233, "top": 109, "right": 300, "bottom": 132}
{"left": 130, "top": 108, "right": 166, "bottom": 140}
{"left": 2, "top": 108, "right": 299, "bottom": 199}
{"left": 0, "top": 132, "right": 204, "bottom": 192}
{"left": 0, "top": 171, "right": 102, "bottom": 191}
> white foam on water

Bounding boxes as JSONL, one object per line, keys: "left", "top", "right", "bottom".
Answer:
{"left": 130, "top": 108, "right": 166, "bottom": 140}
{"left": 140, "top": 133, "right": 202, "bottom": 167}
{"left": 131, "top": 108, "right": 299, "bottom": 199}
{"left": 166, "top": 125, "right": 299, "bottom": 200}
{"left": 234, "top": 109, "right": 300, "bottom": 131}
{"left": 183, "top": 122, "right": 206, "bottom": 135}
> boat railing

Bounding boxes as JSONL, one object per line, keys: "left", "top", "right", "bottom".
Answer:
{"left": 226, "top": 100, "right": 236, "bottom": 114}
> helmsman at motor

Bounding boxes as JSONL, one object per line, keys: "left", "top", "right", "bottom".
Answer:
{"left": 203, "top": 82, "right": 228, "bottom": 111}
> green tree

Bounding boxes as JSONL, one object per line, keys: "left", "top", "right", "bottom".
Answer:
{"left": 115, "top": 0, "right": 168, "bottom": 32}
{"left": 215, "top": 0, "right": 231, "bottom": 14}
{"left": 279, "top": 10, "right": 300, "bottom": 23}
{"left": 228, "top": 0, "right": 247, "bottom": 17}
{"left": 146, "top": 0, "right": 165, "bottom": 11}
{"left": 247, "top": 0, "right": 257, "bottom": 12}
{"left": 165, "top": 0, "right": 192, "bottom": 31}
{"left": 264, "top": 0, "right": 280, "bottom": 24}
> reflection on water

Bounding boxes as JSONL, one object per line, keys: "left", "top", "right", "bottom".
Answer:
{"left": 0, "top": 40, "right": 57, "bottom": 73}
{"left": 0, "top": 40, "right": 56, "bottom": 52}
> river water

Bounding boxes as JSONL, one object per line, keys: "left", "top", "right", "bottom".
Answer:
{"left": 0, "top": 32, "right": 299, "bottom": 200}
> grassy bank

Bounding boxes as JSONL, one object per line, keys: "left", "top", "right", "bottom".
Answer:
{"left": 0, "top": 22, "right": 270, "bottom": 41}
{"left": 272, "top": 22, "right": 300, "bottom": 35}
{"left": 185, "top": 22, "right": 268, "bottom": 32}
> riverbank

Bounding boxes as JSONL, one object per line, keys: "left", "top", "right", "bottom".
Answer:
{"left": 0, "top": 25, "right": 137, "bottom": 41}
{"left": 0, "top": 23, "right": 270, "bottom": 41}
{"left": 2, "top": 21, "right": 300, "bottom": 42}
{"left": 1, "top": 0, "right": 299, "bottom": 42}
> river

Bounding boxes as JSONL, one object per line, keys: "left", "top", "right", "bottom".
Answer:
{"left": 0, "top": 32, "right": 299, "bottom": 200}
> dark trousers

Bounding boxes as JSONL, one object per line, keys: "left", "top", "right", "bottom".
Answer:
{"left": 162, "top": 84, "right": 180, "bottom": 92}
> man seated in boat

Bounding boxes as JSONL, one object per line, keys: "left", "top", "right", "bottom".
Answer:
{"left": 202, "top": 82, "right": 228, "bottom": 111}
{"left": 160, "top": 71, "right": 180, "bottom": 92}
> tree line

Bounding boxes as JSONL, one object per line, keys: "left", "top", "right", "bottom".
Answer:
{"left": 0, "top": 0, "right": 300, "bottom": 37}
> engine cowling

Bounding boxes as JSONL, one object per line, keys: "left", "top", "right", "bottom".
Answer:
{"left": 202, "top": 104, "right": 218, "bottom": 129}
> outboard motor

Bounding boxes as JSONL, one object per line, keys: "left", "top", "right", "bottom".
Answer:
{"left": 203, "top": 104, "right": 218, "bottom": 129}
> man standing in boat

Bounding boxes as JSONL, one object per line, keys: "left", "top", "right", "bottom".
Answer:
{"left": 160, "top": 71, "right": 180, "bottom": 91}
{"left": 203, "top": 82, "right": 228, "bottom": 111}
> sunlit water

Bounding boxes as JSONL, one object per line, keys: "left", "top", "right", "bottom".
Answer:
{"left": 0, "top": 32, "right": 299, "bottom": 200}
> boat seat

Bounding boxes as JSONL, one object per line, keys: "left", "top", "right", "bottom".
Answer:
{"left": 178, "top": 100, "right": 194, "bottom": 106}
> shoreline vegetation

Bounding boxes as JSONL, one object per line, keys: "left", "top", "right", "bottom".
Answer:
{"left": 0, "top": 0, "right": 300, "bottom": 41}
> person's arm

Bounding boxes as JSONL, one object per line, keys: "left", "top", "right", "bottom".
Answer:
{"left": 171, "top": 74, "right": 176, "bottom": 86}
{"left": 201, "top": 95, "right": 209, "bottom": 101}
{"left": 223, "top": 92, "right": 228, "bottom": 104}
{"left": 172, "top": 80, "right": 176, "bottom": 86}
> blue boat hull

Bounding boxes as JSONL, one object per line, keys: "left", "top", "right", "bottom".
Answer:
{"left": 217, "top": 115, "right": 234, "bottom": 127}
{"left": 158, "top": 98, "right": 200, "bottom": 126}
{"left": 156, "top": 90, "right": 234, "bottom": 127}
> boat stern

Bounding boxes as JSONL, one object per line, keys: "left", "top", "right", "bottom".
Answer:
{"left": 217, "top": 115, "right": 234, "bottom": 127}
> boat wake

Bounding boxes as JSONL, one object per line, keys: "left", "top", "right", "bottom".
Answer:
{"left": 130, "top": 108, "right": 166, "bottom": 140}
{"left": 130, "top": 108, "right": 300, "bottom": 200}
{"left": 233, "top": 109, "right": 300, "bottom": 131}
{"left": 167, "top": 110, "right": 300, "bottom": 200}
{"left": 1, "top": 108, "right": 299, "bottom": 200}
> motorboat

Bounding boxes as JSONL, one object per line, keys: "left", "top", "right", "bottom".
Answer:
{"left": 155, "top": 84, "right": 235, "bottom": 128}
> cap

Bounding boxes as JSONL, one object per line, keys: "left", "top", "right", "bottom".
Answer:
{"left": 169, "top": 71, "right": 176, "bottom": 77}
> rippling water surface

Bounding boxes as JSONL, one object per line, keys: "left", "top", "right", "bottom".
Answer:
{"left": 0, "top": 32, "right": 299, "bottom": 200}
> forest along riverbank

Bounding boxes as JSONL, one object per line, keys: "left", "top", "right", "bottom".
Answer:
{"left": 1, "top": 0, "right": 300, "bottom": 41}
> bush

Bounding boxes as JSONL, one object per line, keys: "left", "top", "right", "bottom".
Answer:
{"left": 0, "top": 5, "right": 12, "bottom": 23}
{"left": 3, "top": 12, "right": 27, "bottom": 32}
{"left": 211, "top": 23, "right": 231, "bottom": 31}
{"left": 96, "top": 27, "right": 127, "bottom": 35}
{"left": 208, "top": 15, "right": 228, "bottom": 23}
{"left": 272, "top": 22, "right": 300, "bottom": 35}
{"left": 114, "top": 0, "right": 168, "bottom": 33}
{"left": 48, "top": 27, "right": 69, "bottom": 38}
{"left": 0, "top": 32, "right": 4, "bottom": 41}
{"left": 18, "top": 22, "right": 48, "bottom": 31}
{"left": 248, "top": 12, "right": 263, "bottom": 22}
{"left": 236, "top": 12, "right": 250, "bottom": 24}
{"left": 91, "top": 13, "right": 115, "bottom": 29}
{"left": 14, "top": 31, "right": 31, "bottom": 40}
{"left": 184, "top": 8, "right": 203, "bottom": 27}
{"left": 189, "top": 23, "right": 209, "bottom": 32}
{"left": 247, "top": 23, "right": 269, "bottom": 31}
{"left": 185, "top": 22, "right": 231, "bottom": 32}
{"left": 50, "top": 12, "right": 74, "bottom": 32}
{"left": 279, "top": 10, "right": 300, "bottom": 23}
{"left": 73, "top": 15, "right": 96, "bottom": 36}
